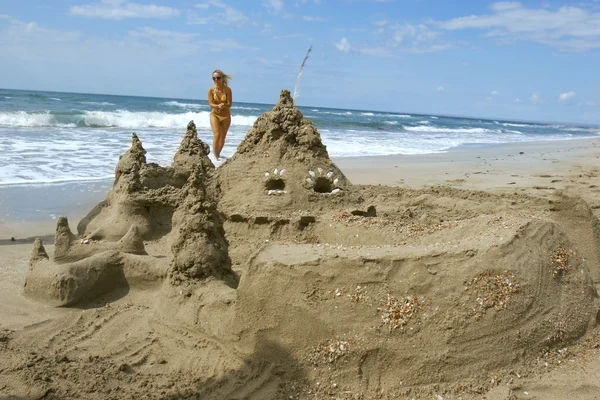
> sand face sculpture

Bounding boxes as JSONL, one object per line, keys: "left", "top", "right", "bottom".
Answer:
{"left": 20, "top": 91, "right": 600, "bottom": 398}
{"left": 215, "top": 90, "right": 358, "bottom": 216}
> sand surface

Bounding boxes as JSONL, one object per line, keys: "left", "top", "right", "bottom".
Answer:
{"left": 1, "top": 97, "right": 600, "bottom": 399}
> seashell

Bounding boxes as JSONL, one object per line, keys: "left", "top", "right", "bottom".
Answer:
{"left": 83, "top": 239, "right": 90, "bottom": 244}
{"left": 326, "top": 171, "right": 334, "bottom": 179}
{"left": 274, "top": 168, "right": 278, "bottom": 175}
{"left": 317, "top": 167, "right": 323, "bottom": 175}
{"left": 331, "top": 188, "right": 341, "bottom": 194}
{"left": 279, "top": 169, "right": 285, "bottom": 176}
{"left": 333, "top": 178, "right": 339, "bottom": 185}
{"left": 306, "top": 178, "right": 314, "bottom": 185}
{"left": 265, "top": 172, "right": 270, "bottom": 177}
{"left": 267, "top": 190, "right": 274, "bottom": 195}
{"left": 308, "top": 170, "right": 315, "bottom": 178}
{"left": 283, "top": 190, "right": 288, "bottom": 194}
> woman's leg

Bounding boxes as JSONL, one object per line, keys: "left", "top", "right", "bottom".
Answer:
{"left": 217, "top": 118, "right": 231, "bottom": 158}
{"left": 210, "top": 113, "right": 221, "bottom": 159}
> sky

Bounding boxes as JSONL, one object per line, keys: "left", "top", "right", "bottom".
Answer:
{"left": 0, "top": 0, "right": 599, "bottom": 124}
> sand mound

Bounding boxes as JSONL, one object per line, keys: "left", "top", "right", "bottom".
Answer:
{"left": 5, "top": 92, "right": 600, "bottom": 399}
{"left": 216, "top": 90, "right": 359, "bottom": 216}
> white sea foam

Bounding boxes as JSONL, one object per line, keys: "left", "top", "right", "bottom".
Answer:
{"left": 361, "top": 112, "right": 375, "bottom": 116}
{"left": 235, "top": 106, "right": 262, "bottom": 111}
{"left": 49, "top": 98, "right": 61, "bottom": 101}
{"left": 404, "top": 126, "right": 493, "bottom": 134}
{"left": 84, "top": 110, "right": 255, "bottom": 128}
{"left": 0, "top": 111, "right": 74, "bottom": 128}
{"left": 0, "top": 110, "right": 257, "bottom": 128}
{"left": 163, "top": 101, "right": 206, "bottom": 109}
{"left": 80, "top": 101, "right": 116, "bottom": 106}
{"left": 501, "top": 122, "right": 533, "bottom": 127}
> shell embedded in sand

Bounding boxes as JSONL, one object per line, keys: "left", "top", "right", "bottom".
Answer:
{"left": 326, "top": 171, "right": 334, "bottom": 179}
{"left": 279, "top": 169, "right": 285, "bottom": 176}
{"left": 331, "top": 188, "right": 341, "bottom": 194}
{"left": 308, "top": 170, "right": 316, "bottom": 178}
{"left": 318, "top": 167, "right": 323, "bottom": 175}
{"left": 306, "top": 178, "right": 314, "bottom": 185}
{"left": 265, "top": 172, "right": 270, "bottom": 177}
{"left": 333, "top": 178, "right": 339, "bottom": 185}
{"left": 274, "top": 168, "right": 279, "bottom": 175}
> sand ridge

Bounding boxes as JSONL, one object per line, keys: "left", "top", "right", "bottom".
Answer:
{"left": 1, "top": 91, "right": 600, "bottom": 399}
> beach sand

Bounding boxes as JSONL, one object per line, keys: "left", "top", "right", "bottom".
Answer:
{"left": 2, "top": 100, "right": 600, "bottom": 400}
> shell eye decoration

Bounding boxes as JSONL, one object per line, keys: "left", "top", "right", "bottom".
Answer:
{"left": 264, "top": 168, "right": 287, "bottom": 195}
{"left": 306, "top": 168, "right": 341, "bottom": 194}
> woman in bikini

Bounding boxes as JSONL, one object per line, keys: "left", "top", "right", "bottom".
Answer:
{"left": 208, "top": 69, "right": 233, "bottom": 161}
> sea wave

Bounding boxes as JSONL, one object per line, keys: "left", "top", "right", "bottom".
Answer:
{"left": 0, "top": 110, "right": 258, "bottom": 128}
{"left": 80, "top": 101, "right": 116, "bottom": 106}
{"left": 404, "top": 126, "right": 520, "bottom": 135}
{"left": 163, "top": 101, "right": 206, "bottom": 110}
{"left": 0, "top": 111, "right": 73, "bottom": 128}
{"left": 235, "top": 106, "right": 262, "bottom": 111}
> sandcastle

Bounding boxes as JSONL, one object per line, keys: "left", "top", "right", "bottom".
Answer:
{"left": 21, "top": 90, "right": 600, "bottom": 397}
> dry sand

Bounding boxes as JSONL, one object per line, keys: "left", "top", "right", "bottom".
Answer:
{"left": 1, "top": 94, "right": 600, "bottom": 399}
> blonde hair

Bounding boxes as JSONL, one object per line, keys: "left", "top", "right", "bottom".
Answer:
{"left": 213, "top": 69, "right": 232, "bottom": 87}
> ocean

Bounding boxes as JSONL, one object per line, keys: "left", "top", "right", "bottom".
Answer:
{"left": 1, "top": 88, "right": 599, "bottom": 187}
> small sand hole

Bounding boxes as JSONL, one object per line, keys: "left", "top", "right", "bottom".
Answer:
{"left": 313, "top": 177, "right": 333, "bottom": 193}
{"left": 265, "top": 178, "right": 286, "bottom": 191}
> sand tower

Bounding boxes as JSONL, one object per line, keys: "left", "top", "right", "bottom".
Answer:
{"left": 25, "top": 122, "right": 235, "bottom": 306}
{"left": 215, "top": 90, "right": 360, "bottom": 216}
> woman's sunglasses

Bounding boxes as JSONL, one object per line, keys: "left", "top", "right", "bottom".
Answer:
{"left": 212, "top": 76, "right": 222, "bottom": 81}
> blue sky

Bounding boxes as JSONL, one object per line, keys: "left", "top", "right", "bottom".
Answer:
{"left": 1, "top": 0, "right": 599, "bottom": 123}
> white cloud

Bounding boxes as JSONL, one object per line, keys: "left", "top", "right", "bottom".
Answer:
{"left": 559, "top": 91, "right": 576, "bottom": 101}
{"left": 262, "top": 23, "right": 272, "bottom": 34}
{"left": 531, "top": 92, "right": 540, "bottom": 102}
{"left": 0, "top": 18, "right": 184, "bottom": 65}
{"left": 273, "top": 33, "right": 304, "bottom": 40}
{"left": 388, "top": 23, "right": 452, "bottom": 53}
{"left": 197, "top": 38, "right": 258, "bottom": 51}
{"left": 515, "top": 98, "right": 522, "bottom": 103}
{"left": 436, "top": 85, "right": 444, "bottom": 92}
{"left": 265, "top": 0, "right": 284, "bottom": 13}
{"left": 303, "top": 16, "right": 325, "bottom": 22}
{"left": 189, "top": 1, "right": 249, "bottom": 26}
{"left": 491, "top": 90, "right": 500, "bottom": 96}
{"left": 70, "top": 0, "right": 180, "bottom": 20}
{"left": 393, "top": 23, "right": 437, "bottom": 44}
{"left": 436, "top": 2, "right": 600, "bottom": 51}
{"left": 334, "top": 37, "right": 351, "bottom": 52}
